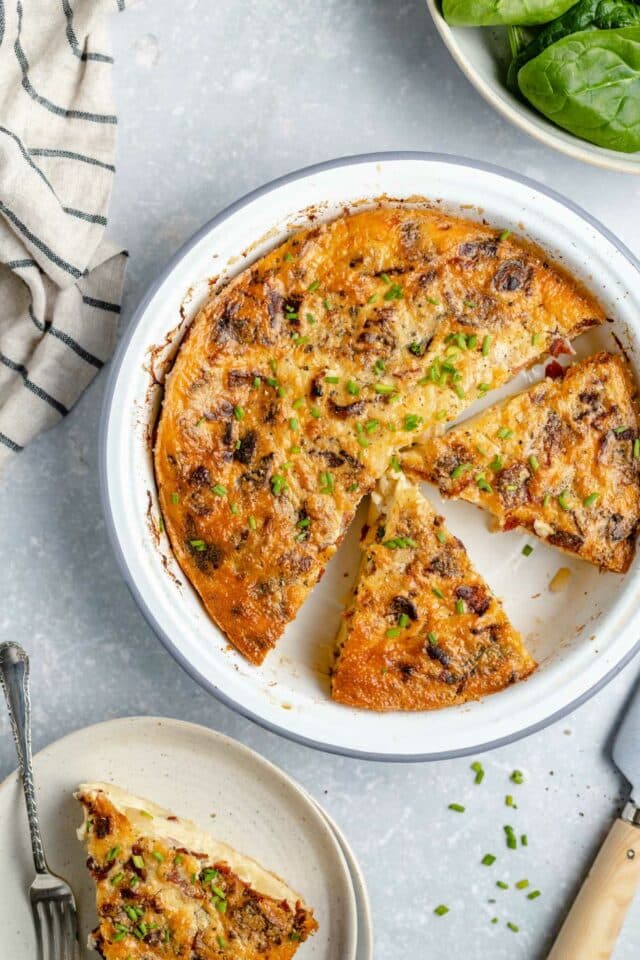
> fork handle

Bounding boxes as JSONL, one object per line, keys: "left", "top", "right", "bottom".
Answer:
{"left": 0, "top": 643, "right": 47, "bottom": 874}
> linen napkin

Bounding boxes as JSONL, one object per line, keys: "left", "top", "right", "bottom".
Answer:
{"left": 0, "top": 0, "right": 130, "bottom": 468}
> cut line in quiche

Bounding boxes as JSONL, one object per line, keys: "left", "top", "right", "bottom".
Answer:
{"left": 331, "top": 474, "right": 536, "bottom": 711}
{"left": 402, "top": 352, "right": 640, "bottom": 574}
{"left": 154, "top": 206, "right": 604, "bottom": 663}
{"left": 77, "top": 783, "right": 317, "bottom": 959}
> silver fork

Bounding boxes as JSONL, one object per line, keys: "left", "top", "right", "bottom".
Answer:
{"left": 0, "top": 642, "right": 80, "bottom": 960}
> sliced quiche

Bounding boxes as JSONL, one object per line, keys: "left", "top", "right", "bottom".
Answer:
{"left": 76, "top": 783, "right": 317, "bottom": 959}
{"left": 155, "top": 206, "right": 604, "bottom": 663}
{"left": 402, "top": 352, "right": 640, "bottom": 573}
{"left": 331, "top": 474, "right": 535, "bottom": 710}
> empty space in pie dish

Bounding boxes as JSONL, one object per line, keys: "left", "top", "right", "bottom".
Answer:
{"left": 101, "top": 154, "right": 640, "bottom": 759}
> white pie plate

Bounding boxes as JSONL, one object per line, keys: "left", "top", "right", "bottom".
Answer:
{"left": 424, "top": 0, "right": 640, "bottom": 174}
{"left": 101, "top": 152, "right": 640, "bottom": 760}
{"left": 0, "top": 716, "right": 360, "bottom": 960}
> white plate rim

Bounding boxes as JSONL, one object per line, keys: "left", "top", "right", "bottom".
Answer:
{"left": 424, "top": 0, "right": 640, "bottom": 176}
{"left": 99, "top": 151, "right": 640, "bottom": 762}
{"left": 0, "top": 715, "right": 360, "bottom": 959}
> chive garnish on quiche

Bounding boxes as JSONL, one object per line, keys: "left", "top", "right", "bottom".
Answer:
{"left": 76, "top": 783, "right": 317, "bottom": 959}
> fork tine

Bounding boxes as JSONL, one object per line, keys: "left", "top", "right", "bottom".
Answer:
{"left": 32, "top": 902, "right": 46, "bottom": 960}
{"left": 34, "top": 900, "right": 51, "bottom": 960}
{"left": 49, "top": 900, "right": 62, "bottom": 960}
{"left": 61, "top": 900, "right": 79, "bottom": 960}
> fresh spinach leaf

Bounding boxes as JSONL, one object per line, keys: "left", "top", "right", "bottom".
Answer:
{"left": 443, "top": 0, "right": 577, "bottom": 26}
{"left": 518, "top": 26, "right": 640, "bottom": 151}
{"left": 508, "top": 0, "right": 640, "bottom": 86}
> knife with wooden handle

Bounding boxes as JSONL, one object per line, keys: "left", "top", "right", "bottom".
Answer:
{"left": 548, "top": 676, "right": 640, "bottom": 960}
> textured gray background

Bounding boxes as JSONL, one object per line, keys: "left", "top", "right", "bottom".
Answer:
{"left": 2, "top": 0, "right": 640, "bottom": 956}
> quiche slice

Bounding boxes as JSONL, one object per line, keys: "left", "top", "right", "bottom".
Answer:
{"left": 76, "top": 783, "right": 317, "bottom": 959}
{"left": 155, "top": 206, "right": 605, "bottom": 664}
{"left": 402, "top": 352, "right": 640, "bottom": 573}
{"left": 331, "top": 474, "right": 535, "bottom": 710}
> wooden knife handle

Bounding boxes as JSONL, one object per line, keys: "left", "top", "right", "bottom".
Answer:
{"left": 547, "top": 815, "right": 640, "bottom": 960}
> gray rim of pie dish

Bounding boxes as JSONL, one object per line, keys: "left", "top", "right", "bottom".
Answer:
{"left": 99, "top": 150, "right": 640, "bottom": 763}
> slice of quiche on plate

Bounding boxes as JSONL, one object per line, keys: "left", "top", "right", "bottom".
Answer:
{"left": 331, "top": 473, "right": 535, "bottom": 711}
{"left": 402, "top": 352, "right": 640, "bottom": 573}
{"left": 76, "top": 783, "right": 317, "bottom": 959}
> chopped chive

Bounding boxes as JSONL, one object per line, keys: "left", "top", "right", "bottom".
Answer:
{"left": 532, "top": 332, "right": 541, "bottom": 346}
{"left": 557, "top": 490, "right": 571, "bottom": 511}
{"left": 427, "top": 631, "right": 438, "bottom": 645}
{"left": 504, "top": 825, "right": 518, "bottom": 849}
{"left": 515, "top": 879, "right": 529, "bottom": 890}
{"left": 306, "top": 312, "right": 316, "bottom": 324}
{"left": 471, "top": 760, "right": 485, "bottom": 784}
{"left": 211, "top": 484, "right": 226, "bottom": 497}
{"left": 491, "top": 917, "right": 499, "bottom": 925}
{"left": 291, "top": 334, "right": 308, "bottom": 346}
{"left": 614, "top": 425, "right": 629, "bottom": 435}
{"left": 427, "top": 296, "right": 440, "bottom": 305}
{"left": 403, "top": 414, "right": 423, "bottom": 431}
{"left": 132, "top": 855, "right": 145, "bottom": 870}
{"left": 482, "top": 854, "right": 496, "bottom": 866}
{"left": 252, "top": 376, "right": 261, "bottom": 389}
{"left": 436, "top": 409, "right": 447, "bottom": 420}
{"left": 233, "top": 405, "right": 244, "bottom": 421}
{"left": 380, "top": 272, "right": 391, "bottom": 284}
{"left": 451, "top": 462, "right": 473, "bottom": 479}
{"left": 325, "top": 375, "right": 339, "bottom": 384}
{"left": 455, "top": 598, "right": 466, "bottom": 615}
{"left": 152, "top": 851, "right": 165, "bottom": 862}
{"left": 347, "top": 482, "right": 359, "bottom": 493}
{"left": 478, "top": 382, "right": 490, "bottom": 394}
{"left": 467, "top": 334, "right": 478, "bottom": 349}
{"left": 463, "top": 299, "right": 476, "bottom": 309}
{"left": 496, "top": 881, "right": 509, "bottom": 890}
{"left": 307, "top": 280, "right": 320, "bottom": 292}
{"left": 436, "top": 530, "right": 447, "bottom": 543}
{"left": 189, "top": 539, "right": 206, "bottom": 551}
{"left": 511, "top": 770, "right": 524, "bottom": 784}
{"left": 527, "top": 889, "right": 541, "bottom": 900}
{"left": 310, "top": 405, "right": 321, "bottom": 418}
{"left": 289, "top": 417, "right": 299, "bottom": 432}
{"left": 497, "top": 427, "right": 513, "bottom": 440}
{"left": 384, "top": 283, "right": 404, "bottom": 301}
{"left": 110, "top": 872, "right": 124, "bottom": 885}
{"left": 319, "top": 471, "right": 334, "bottom": 494}
{"left": 489, "top": 455, "right": 503, "bottom": 472}
{"left": 434, "top": 905, "right": 449, "bottom": 916}
{"left": 521, "top": 834, "right": 528, "bottom": 846}
{"left": 248, "top": 515, "right": 257, "bottom": 530}
{"left": 635, "top": 438, "right": 640, "bottom": 459}
{"left": 390, "top": 454, "right": 402, "bottom": 472}
{"left": 507, "top": 922, "right": 519, "bottom": 933}
{"left": 106, "top": 846, "right": 120, "bottom": 862}
{"left": 374, "top": 383, "right": 395, "bottom": 395}
{"left": 347, "top": 380, "right": 360, "bottom": 395}
{"left": 448, "top": 803, "right": 465, "bottom": 813}
{"left": 195, "top": 416, "right": 205, "bottom": 427}
{"left": 583, "top": 492, "right": 599, "bottom": 508}
{"left": 454, "top": 385, "right": 465, "bottom": 399}
{"left": 522, "top": 544, "right": 533, "bottom": 557}
{"left": 499, "top": 229, "right": 511, "bottom": 241}
{"left": 365, "top": 418, "right": 380, "bottom": 433}
{"left": 367, "top": 294, "right": 377, "bottom": 304}
{"left": 174, "top": 854, "right": 184, "bottom": 865}
{"left": 217, "top": 935, "right": 228, "bottom": 949}
{"left": 529, "top": 455, "right": 539, "bottom": 472}
{"left": 386, "top": 627, "right": 401, "bottom": 638}
{"left": 323, "top": 298, "right": 331, "bottom": 310}
{"left": 505, "top": 794, "right": 516, "bottom": 807}
{"left": 482, "top": 334, "right": 492, "bottom": 356}
{"left": 283, "top": 251, "right": 293, "bottom": 261}
{"left": 171, "top": 492, "right": 180, "bottom": 505}
{"left": 374, "top": 358, "right": 386, "bottom": 374}
{"left": 292, "top": 397, "right": 304, "bottom": 409}
{"left": 477, "top": 476, "right": 493, "bottom": 494}
{"left": 432, "top": 587, "right": 444, "bottom": 599}
{"left": 398, "top": 613, "right": 410, "bottom": 628}
{"left": 271, "top": 475, "right": 287, "bottom": 496}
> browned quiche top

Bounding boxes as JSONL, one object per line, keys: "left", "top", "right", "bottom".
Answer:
{"left": 154, "top": 206, "right": 604, "bottom": 663}
{"left": 77, "top": 784, "right": 317, "bottom": 960}
{"left": 402, "top": 352, "right": 640, "bottom": 574}
{"left": 331, "top": 474, "right": 535, "bottom": 711}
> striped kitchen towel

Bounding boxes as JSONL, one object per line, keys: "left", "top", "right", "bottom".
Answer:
{"left": 0, "top": 0, "right": 130, "bottom": 467}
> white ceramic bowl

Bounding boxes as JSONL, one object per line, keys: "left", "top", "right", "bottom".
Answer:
{"left": 425, "top": 0, "right": 640, "bottom": 175}
{"left": 101, "top": 153, "right": 640, "bottom": 760}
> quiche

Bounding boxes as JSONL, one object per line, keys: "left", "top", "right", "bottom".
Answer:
{"left": 154, "top": 206, "right": 604, "bottom": 663}
{"left": 331, "top": 474, "right": 535, "bottom": 710}
{"left": 76, "top": 783, "right": 317, "bottom": 959}
{"left": 402, "top": 352, "right": 640, "bottom": 573}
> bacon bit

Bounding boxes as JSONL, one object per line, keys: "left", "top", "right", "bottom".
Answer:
{"left": 549, "top": 337, "right": 575, "bottom": 358}
{"left": 545, "top": 360, "right": 565, "bottom": 380}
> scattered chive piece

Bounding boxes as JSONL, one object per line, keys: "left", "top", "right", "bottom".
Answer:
{"left": 427, "top": 631, "right": 438, "bottom": 645}
{"left": 497, "top": 427, "right": 513, "bottom": 440}
{"left": 436, "top": 409, "right": 447, "bottom": 420}
{"left": 248, "top": 515, "right": 257, "bottom": 530}
{"left": 306, "top": 312, "right": 316, "bottom": 324}
{"left": 529, "top": 455, "right": 539, "bottom": 472}
{"left": 233, "top": 405, "right": 244, "bottom": 421}
{"left": 212, "top": 484, "right": 226, "bottom": 497}
{"left": 463, "top": 299, "right": 476, "bottom": 309}
{"left": 325, "top": 375, "right": 339, "bottom": 384}
{"left": 384, "top": 283, "right": 404, "bottom": 301}
{"left": 471, "top": 760, "right": 485, "bottom": 784}
{"left": 289, "top": 932, "right": 301, "bottom": 942}
{"left": 490, "top": 455, "right": 503, "bottom": 472}
{"left": 110, "top": 872, "right": 124, "bottom": 885}
{"left": 218, "top": 935, "right": 228, "bottom": 949}
{"left": 532, "top": 332, "right": 541, "bottom": 346}
{"left": 496, "top": 881, "right": 509, "bottom": 890}
{"left": 482, "top": 854, "right": 496, "bottom": 866}
{"left": 427, "top": 296, "right": 440, "bottom": 305}
{"left": 307, "top": 280, "right": 320, "bottom": 292}
{"left": 499, "top": 229, "right": 511, "bottom": 241}
{"left": 482, "top": 334, "right": 492, "bottom": 356}
{"left": 171, "top": 492, "right": 180, "bottom": 505}
{"left": 174, "top": 854, "right": 184, "bottom": 865}
{"left": 451, "top": 462, "right": 473, "bottom": 479}
{"left": 436, "top": 530, "right": 447, "bottom": 544}
{"left": 511, "top": 770, "right": 525, "bottom": 784}
{"left": 403, "top": 413, "right": 423, "bottom": 431}
{"left": 323, "top": 298, "right": 331, "bottom": 310}
{"left": 478, "top": 382, "right": 490, "bottom": 394}
{"left": 557, "top": 490, "right": 571, "bottom": 511}
{"left": 310, "top": 406, "right": 321, "bottom": 418}
{"left": 515, "top": 879, "right": 529, "bottom": 890}
{"left": 252, "top": 376, "right": 261, "bottom": 389}
{"left": 398, "top": 613, "right": 410, "bottom": 628}
{"left": 292, "top": 397, "right": 304, "bottom": 409}
{"left": 522, "top": 544, "right": 533, "bottom": 557}
{"left": 152, "top": 851, "right": 165, "bottom": 862}
{"left": 380, "top": 272, "right": 391, "bottom": 284}
{"left": 189, "top": 539, "right": 206, "bottom": 551}
{"left": 106, "top": 846, "right": 120, "bottom": 862}
{"left": 528, "top": 890, "right": 541, "bottom": 900}
{"left": 347, "top": 380, "right": 360, "bottom": 395}
{"left": 374, "top": 358, "right": 386, "bottom": 374}
{"left": 390, "top": 454, "right": 402, "bottom": 472}
{"left": 477, "top": 476, "right": 493, "bottom": 494}
{"left": 635, "top": 438, "right": 640, "bottom": 459}
{"left": 432, "top": 587, "right": 444, "bottom": 599}
{"left": 229, "top": 502, "right": 239, "bottom": 516}
{"left": 504, "top": 825, "right": 518, "bottom": 849}
{"left": 448, "top": 803, "right": 465, "bottom": 813}
{"left": 543, "top": 493, "right": 551, "bottom": 507}
{"left": 505, "top": 794, "right": 516, "bottom": 807}
{"left": 132, "top": 855, "right": 145, "bottom": 870}
{"left": 319, "top": 471, "right": 335, "bottom": 494}
{"left": 521, "top": 834, "right": 528, "bottom": 846}
{"left": 386, "top": 627, "right": 401, "bottom": 638}
{"left": 507, "top": 922, "right": 519, "bottom": 933}
{"left": 195, "top": 416, "right": 205, "bottom": 427}
{"left": 456, "top": 598, "right": 466, "bottom": 615}
{"left": 374, "top": 383, "right": 395, "bottom": 395}
{"left": 614, "top": 425, "right": 629, "bottom": 435}
{"left": 289, "top": 417, "right": 299, "bottom": 432}
{"left": 271, "top": 475, "right": 287, "bottom": 496}
{"left": 347, "top": 482, "right": 359, "bottom": 493}
{"left": 491, "top": 917, "right": 499, "bottom": 924}
{"left": 434, "top": 905, "right": 450, "bottom": 916}
{"left": 283, "top": 251, "right": 293, "bottom": 261}
{"left": 454, "top": 384, "right": 465, "bottom": 399}
{"left": 583, "top": 492, "right": 599, "bottom": 508}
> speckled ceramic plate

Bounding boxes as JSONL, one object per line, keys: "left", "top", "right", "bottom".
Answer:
{"left": 101, "top": 153, "right": 640, "bottom": 760}
{"left": 424, "top": 0, "right": 640, "bottom": 174}
{"left": 0, "top": 716, "right": 358, "bottom": 959}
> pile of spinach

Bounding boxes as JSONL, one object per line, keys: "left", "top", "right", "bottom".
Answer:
{"left": 442, "top": 0, "right": 640, "bottom": 152}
